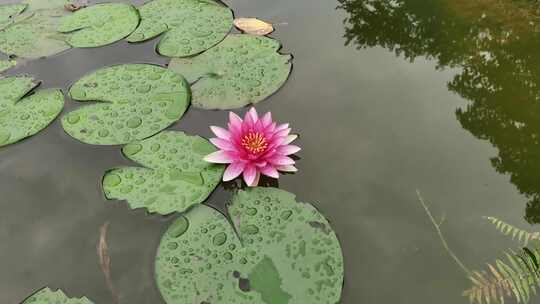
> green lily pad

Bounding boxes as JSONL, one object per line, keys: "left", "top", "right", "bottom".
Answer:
{"left": 23, "top": 0, "right": 69, "bottom": 11}
{"left": 62, "top": 64, "right": 190, "bottom": 145}
{"left": 0, "top": 76, "right": 64, "bottom": 147}
{"left": 0, "top": 6, "right": 71, "bottom": 58}
{"left": 156, "top": 187, "right": 344, "bottom": 304}
{"left": 0, "top": 3, "right": 27, "bottom": 29}
{"left": 127, "top": 0, "right": 233, "bottom": 58}
{"left": 0, "top": 59, "right": 16, "bottom": 72}
{"left": 22, "top": 287, "right": 94, "bottom": 304}
{"left": 102, "top": 131, "right": 224, "bottom": 214}
{"left": 58, "top": 3, "right": 139, "bottom": 48}
{"left": 169, "top": 34, "right": 292, "bottom": 109}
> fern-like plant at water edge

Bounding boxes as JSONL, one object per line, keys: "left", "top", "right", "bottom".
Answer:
{"left": 464, "top": 245, "right": 540, "bottom": 304}
{"left": 485, "top": 217, "right": 540, "bottom": 246}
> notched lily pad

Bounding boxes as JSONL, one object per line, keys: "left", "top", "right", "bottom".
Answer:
{"left": 22, "top": 287, "right": 94, "bottom": 304}
{"left": 103, "top": 131, "right": 224, "bottom": 215}
{"left": 62, "top": 64, "right": 190, "bottom": 145}
{"left": 0, "top": 5, "right": 71, "bottom": 58}
{"left": 127, "top": 0, "right": 233, "bottom": 58}
{"left": 169, "top": 34, "right": 292, "bottom": 109}
{"left": 155, "top": 187, "right": 344, "bottom": 304}
{"left": 0, "top": 76, "right": 64, "bottom": 147}
{"left": 58, "top": 3, "right": 140, "bottom": 48}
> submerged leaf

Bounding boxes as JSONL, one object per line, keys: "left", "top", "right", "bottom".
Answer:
{"left": 127, "top": 0, "right": 233, "bottom": 57}
{"left": 0, "top": 6, "right": 71, "bottom": 58}
{"left": 0, "top": 76, "right": 64, "bottom": 147}
{"left": 102, "top": 131, "right": 224, "bottom": 215}
{"left": 155, "top": 187, "right": 344, "bottom": 304}
{"left": 22, "top": 287, "right": 94, "bottom": 304}
{"left": 169, "top": 34, "right": 292, "bottom": 109}
{"left": 62, "top": 64, "right": 190, "bottom": 145}
{"left": 58, "top": 3, "right": 139, "bottom": 48}
{"left": 234, "top": 18, "right": 274, "bottom": 36}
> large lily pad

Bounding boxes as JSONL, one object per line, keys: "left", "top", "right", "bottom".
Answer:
{"left": 0, "top": 3, "right": 27, "bottom": 29}
{"left": 23, "top": 0, "right": 69, "bottom": 11}
{"left": 58, "top": 3, "right": 139, "bottom": 48}
{"left": 102, "top": 131, "right": 224, "bottom": 215}
{"left": 169, "top": 34, "right": 292, "bottom": 109}
{"left": 22, "top": 287, "right": 93, "bottom": 304}
{"left": 0, "top": 76, "right": 64, "bottom": 147}
{"left": 0, "top": 5, "right": 71, "bottom": 58}
{"left": 127, "top": 0, "right": 233, "bottom": 58}
{"left": 155, "top": 187, "right": 344, "bottom": 304}
{"left": 62, "top": 64, "right": 190, "bottom": 145}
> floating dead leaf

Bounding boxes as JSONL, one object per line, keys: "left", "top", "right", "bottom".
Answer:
{"left": 233, "top": 17, "right": 274, "bottom": 36}
{"left": 97, "top": 222, "right": 119, "bottom": 304}
{"left": 65, "top": 0, "right": 88, "bottom": 12}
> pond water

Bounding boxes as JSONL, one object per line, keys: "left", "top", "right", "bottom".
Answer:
{"left": 1, "top": 0, "right": 539, "bottom": 303}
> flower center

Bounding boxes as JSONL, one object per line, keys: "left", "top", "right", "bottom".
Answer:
{"left": 241, "top": 132, "right": 268, "bottom": 154}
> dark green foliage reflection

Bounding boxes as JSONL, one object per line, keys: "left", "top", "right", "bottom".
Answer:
{"left": 338, "top": 0, "right": 540, "bottom": 224}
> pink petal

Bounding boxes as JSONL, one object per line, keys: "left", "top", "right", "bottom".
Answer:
{"left": 260, "top": 165, "right": 279, "bottom": 178}
{"left": 243, "top": 165, "right": 258, "bottom": 186}
{"left": 254, "top": 161, "right": 267, "bottom": 167}
{"left": 209, "top": 138, "right": 236, "bottom": 151}
{"left": 277, "top": 165, "right": 298, "bottom": 172}
{"left": 223, "top": 162, "right": 245, "bottom": 181}
{"left": 268, "top": 155, "right": 295, "bottom": 166}
{"left": 274, "top": 128, "right": 291, "bottom": 137}
{"left": 210, "top": 126, "right": 231, "bottom": 140}
{"left": 276, "top": 123, "right": 289, "bottom": 131}
{"left": 247, "top": 107, "right": 259, "bottom": 122}
{"left": 283, "top": 134, "right": 298, "bottom": 145}
{"left": 204, "top": 151, "right": 234, "bottom": 164}
{"left": 276, "top": 145, "right": 301, "bottom": 155}
{"left": 250, "top": 172, "right": 260, "bottom": 187}
{"left": 229, "top": 112, "right": 243, "bottom": 130}
{"left": 261, "top": 112, "right": 272, "bottom": 127}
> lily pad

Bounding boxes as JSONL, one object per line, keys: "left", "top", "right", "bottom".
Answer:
{"left": 169, "top": 34, "right": 292, "bottom": 109}
{"left": 23, "top": 0, "right": 69, "bottom": 11}
{"left": 22, "top": 287, "right": 94, "bottom": 304}
{"left": 58, "top": 3, "right": 140, "bottom": 48}
{"left": 0, "top": 3, "right": 27, "bottom": 29}
{"left": 62, "top": 64, "right": 190, "bottom": 145}
{"left": 0, "top": 6, "right": 71, "bottom": 58}
{"left": 127, "top": 0, "right": 233, "bottom": 58}
{"left": 155, "top": 187, "right": 344, "bottom": 304}
{"left": 0, "top": 76, "right": 64, "bottom": 147}
{"left": 0, "top": 59, "right": 16, "bottom": 72}
{"left": 102, "top": 131, "right": 224, "bottom": 215}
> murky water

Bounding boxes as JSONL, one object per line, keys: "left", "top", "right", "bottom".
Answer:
{"left": 2, "top": 0, "right": 540, "bottom": 303}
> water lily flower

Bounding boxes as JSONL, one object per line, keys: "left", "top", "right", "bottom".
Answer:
{"left": 204, "top": 107, "right": 300, "bottom": 187}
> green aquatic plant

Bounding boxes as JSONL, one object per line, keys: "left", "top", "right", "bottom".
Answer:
{"left": 169, "top": 34, "right": 292, "bottom": 110}
{"left": 102, "top": 131, "right": 224, "bottom": 215}
{"left": 0, "top": 3, "right": 26, "bottom": 29}
{"left": 463, "top": 245, "right": 540, "bottom": 304}
{"left": 0, "top": 76, "right": 64, "bottom": 147}
{"left": 58, "top": 3, "right": 139, "bottom": 48}
{"left": 0, "top": 59, "right": 15, "bottom": 72}
{"left": 127, "top": 0, "right": 233, "bottom": 57}
{"left": 0, "top": 2, "right": 71, "bottom": 58}
{"left": 62, "top": 64, "right": 190, "bottom": 145}
{"left": 22, "top": 287, "right": 93, "bottom": 304}
{"left": 155, "top": 187, "right": 344, "bottom": 304}
{"left": 485, "top": 216, "right": 540, "bottom": 246}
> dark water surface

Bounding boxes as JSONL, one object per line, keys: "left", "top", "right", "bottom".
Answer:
{"left": 1, "top": 0, "right": 539, "bottom": 303}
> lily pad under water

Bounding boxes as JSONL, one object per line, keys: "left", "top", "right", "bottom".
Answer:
{"left": 155, "top": 187, "right": 344, "bottom": 304}
{"left": 102, "top": 131, "right": 224, "bottom": 215}
{"left": 169, "top": 34, "right": 292, "bottom": 109}
{"left": 0, "top": 59, "right": 16, "bottom": 72}
{"left": 0, "top": 76, "right": 64, "bottom": 147}
{"left": 58, "top": 3, "right": 140, "bottom": 48}
{"left": 22, "top": 287, "right": 93, "bottom": 304}
{"left": 62, "top": 64, "right": 190, "bottom": 145}
{"left": 127, "top": 0, "right": 233, "bottom": 58}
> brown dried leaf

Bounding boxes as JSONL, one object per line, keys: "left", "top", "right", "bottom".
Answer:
{"left": 233, "top": 17, "right": 274, "bottom": 36}
{"left": 97, "top": 222, "right": 119, "bottom": 304}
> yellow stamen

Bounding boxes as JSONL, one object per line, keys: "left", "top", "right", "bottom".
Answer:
{"left": 241, "top": 132, "right": 268, "bottom": 154}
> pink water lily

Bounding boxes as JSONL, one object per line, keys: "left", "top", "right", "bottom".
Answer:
{"left": 204, "top": 107, "right": 300, "bottom": 186}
